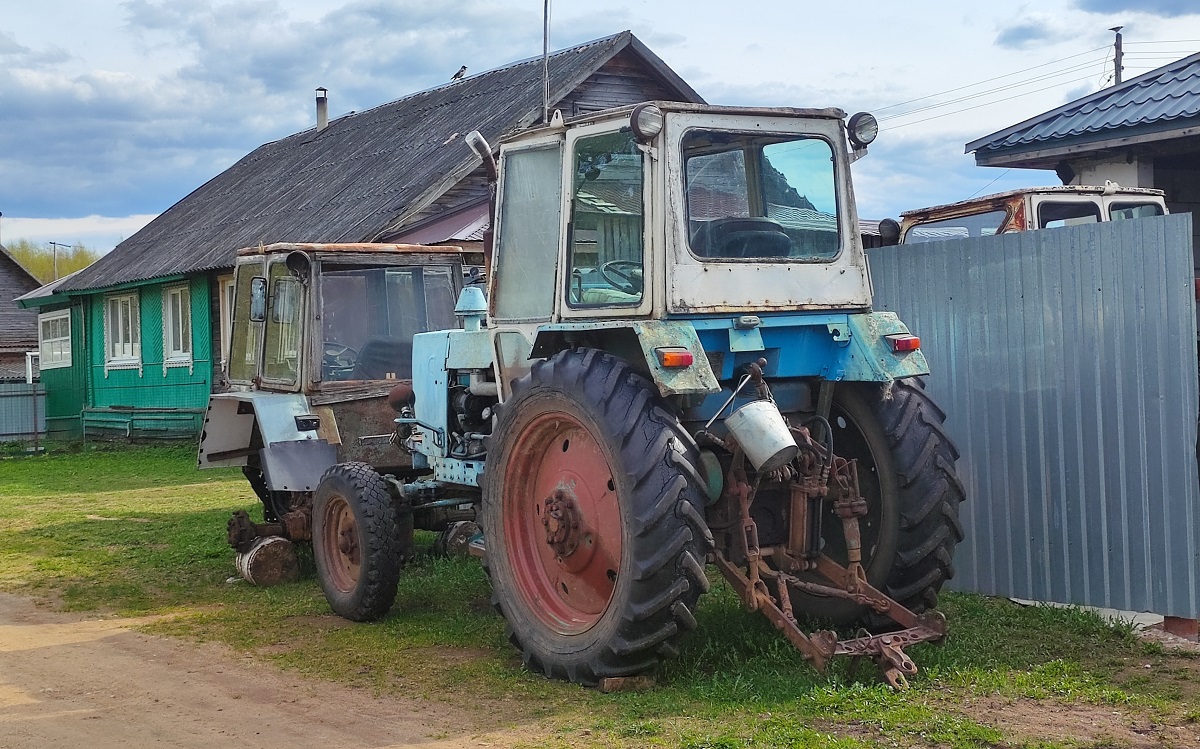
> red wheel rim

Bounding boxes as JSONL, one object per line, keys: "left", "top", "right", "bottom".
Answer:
{"left": 503, "top": 410, "right": 622, "bottom": 634}
{"left": 320, "top": 494, "right": 360, "bottom": 593}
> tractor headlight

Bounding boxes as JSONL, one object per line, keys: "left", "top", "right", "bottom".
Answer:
{"left": 847, "top": 112, "right": 879, "bottom": 149}
{"left": 630, "top": 103, "right": 663, "bottom": 142}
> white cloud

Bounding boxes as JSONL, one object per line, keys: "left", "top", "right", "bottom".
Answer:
{"left": 1, "top": 0, "right": 1199, "bottom": 226}
{"left": 0, "top": 215, "right": 158, "bottom": 254}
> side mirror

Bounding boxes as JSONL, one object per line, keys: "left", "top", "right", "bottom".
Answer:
{"left": 249, "top": 277, "right": 267, "bottom": 322}
{"left": 285, "top": 251, "right": 312, "bottom": 281}
{"left": 878, "top": 218, "right": 901, "bottom": 246}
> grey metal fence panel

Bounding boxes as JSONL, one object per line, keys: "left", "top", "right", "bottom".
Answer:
{"left": 0, "top": 382, "right": 47, "bottom": 442}
{"left": 868, "top": 214, "right": 1200, "bottom": 618}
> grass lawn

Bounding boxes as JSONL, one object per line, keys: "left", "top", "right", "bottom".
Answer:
{"left": 2, "top": 444, "right": 1198, "bottom": 748}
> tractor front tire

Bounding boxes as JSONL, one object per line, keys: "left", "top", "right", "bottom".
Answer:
{"left": 312, "top": 462, "right": 403, "bottom": 621}
{"left": 481, "top": 349, "right": 711, "bottom": 686}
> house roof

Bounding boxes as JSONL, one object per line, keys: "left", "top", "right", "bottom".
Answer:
{"left": 0, "top": 244, "right": 41, "bottom": 349}
{"left": 60, "top": 31, "right": 702, "bottom": 294}
{"left": 967, "top": 52, "right": 1200, "bottom": 166}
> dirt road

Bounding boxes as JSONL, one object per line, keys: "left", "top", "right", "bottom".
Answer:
{"left": 0, "top": 593, "right": 504, "bottom": 749}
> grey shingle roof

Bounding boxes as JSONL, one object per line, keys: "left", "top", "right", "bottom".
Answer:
{"left": 967, "top": 51, "right": 1200, "bottom": 156}
{"left": 61, "top": 31, "right": 700, "bottom": 293}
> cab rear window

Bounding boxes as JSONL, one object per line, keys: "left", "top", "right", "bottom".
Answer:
{"left": 1038, "top": 201, "right": 1100, "bottom": 228}
{"left": 1110, "top": 202, "right": 1164, "bottom": 220}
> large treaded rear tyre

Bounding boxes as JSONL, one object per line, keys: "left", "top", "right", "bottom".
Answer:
{"left": 481, "top": 349, "right": 711, "bottom": 686}
{"left": 794, "top": 377, "right": 965, "bottom": 624}
{"left": 874, "top": 377, "right": 965, "bottom": 614}
{"left": 312, "top": 462, "right": 402, "bottom": 621}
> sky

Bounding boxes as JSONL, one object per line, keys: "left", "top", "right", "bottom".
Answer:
{"left": 3, "top": 0, "right": 1200, "bottom": 254}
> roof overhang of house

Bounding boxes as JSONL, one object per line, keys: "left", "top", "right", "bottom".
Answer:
{"left": 966, "top": 51, "right": 1200, "bottom": 170}
{"left": 972, "top": 118, "right": 1200, "bottom": 169}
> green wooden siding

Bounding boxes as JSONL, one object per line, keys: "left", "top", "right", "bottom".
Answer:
{"left": 40, "top": 303, "right": 86, "bottom": 438}
{"left": 81, "top": 275, "right": 213, "bottom": 438}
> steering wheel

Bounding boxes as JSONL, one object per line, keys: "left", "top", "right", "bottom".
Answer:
{"left": 322, "top": 341, "right": 358, "bottom": 379}
{"left": 694, "top": 217, "right": 792, "bottom": 258}
{"left": 599, "top": 260, "right": 644, "bottom": 295}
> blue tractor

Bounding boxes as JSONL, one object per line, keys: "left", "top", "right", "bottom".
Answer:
{"left": 210, "top": 102, "right": 965, "bottom": 689}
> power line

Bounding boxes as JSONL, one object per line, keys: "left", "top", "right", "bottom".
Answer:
{"left": 967, "top": 169, "right": 1012, "bottom": 199}
{"left": 1124, "top": 39, "right": 1200, "bottom": 45}
{"left": 885, "top": 75, "right": 1097, "bottom": 130}
{"left": 873, "top": 45, "right": 1108, "bottom": 113}
{"left": 879, "top": 58, "right": 1107, "bottom": 122}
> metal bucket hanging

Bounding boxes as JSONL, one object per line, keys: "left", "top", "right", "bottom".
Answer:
{"left": 724, "top": 399, "right": 798, "bottom": 473}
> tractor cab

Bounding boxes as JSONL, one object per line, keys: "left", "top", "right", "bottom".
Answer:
{"left": 200, "top": 242, "right": 481, "bottom": 492}
{"left": 225, "top": 243, "right": 475, "bottom": 393}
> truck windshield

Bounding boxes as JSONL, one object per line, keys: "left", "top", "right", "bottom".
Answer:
{"left": 906, "top": 210, "right": 1007, "bottom": 243}
{"left": 683, "top": 131, "right": 840, "bottom": 261}
{"left": 321, "top": 265, "right": 458, "bottom": 381}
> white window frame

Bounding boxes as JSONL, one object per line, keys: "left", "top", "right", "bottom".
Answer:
{"left": 162, "top": 283, "right": 193, "bottom": 372}
{"left": 104, "top": 291, "right": 142, "bottom": 374}
{"left": 218, "top": 275, "right": 235, "bottom": 369}
{"left": 37, "top": 309, "right": 72, "bottom": 370}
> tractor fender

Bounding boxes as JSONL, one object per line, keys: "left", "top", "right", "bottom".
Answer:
{"left": 197, "top": 392, "right": 336, "bottom": 493}
{"left": 835, "top": 312, "right": 931, "bottom": 382}
{"left": 530, "top": 320, "right": 720, "bottom": 397}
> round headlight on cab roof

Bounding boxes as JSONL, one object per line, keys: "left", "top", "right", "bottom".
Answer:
{"left": 847, "top": 111, "right": 879, "bottom": 149}
{"left": 630, "top": 103, "right": 663, "bottom": 142}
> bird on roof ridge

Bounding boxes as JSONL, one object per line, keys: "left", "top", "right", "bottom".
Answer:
{"left": 451, "top": 65, "right": 467, "bottom": 81}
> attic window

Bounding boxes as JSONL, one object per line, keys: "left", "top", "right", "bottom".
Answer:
{"left": 572, "top": 102, "right": 606, "bottom": 118}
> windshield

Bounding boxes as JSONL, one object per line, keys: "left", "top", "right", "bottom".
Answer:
{"left": 683, "top": 131, "right": 840, "bottom": 261}
{"left": 321, "top": 265, "right": 458, "bottom": 381}
{"left": 905, "top": 209, "right": 1008, "bottom": 243}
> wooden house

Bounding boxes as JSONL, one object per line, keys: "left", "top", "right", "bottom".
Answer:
{"left": 0, "top": 245, "right": 39, "bottom": 382}
{"left": 17, "top": 31, "right": 703, "bottom": 439}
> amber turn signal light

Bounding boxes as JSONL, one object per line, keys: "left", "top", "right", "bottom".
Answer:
{"left": 655, "top": 347, "right": 694, "bottom": 368}
{"left": 885, "top": 334, "right": 921, "bottom": 353}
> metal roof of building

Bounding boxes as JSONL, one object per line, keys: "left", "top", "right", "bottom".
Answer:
{"left": 58, "top": 31, "right": 701, "bottom": 293}
{"left": 966, "top": 51, "right": 1200, "bottom": 156}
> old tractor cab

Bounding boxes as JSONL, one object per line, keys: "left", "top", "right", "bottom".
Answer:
{"left": 197, "top": 243, "right": 481, "bottom": 568}
{"left": 204, "top": 103, "right": 966, "bottom": 691}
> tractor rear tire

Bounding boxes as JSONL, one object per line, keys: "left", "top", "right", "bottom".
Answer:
{"left": 793, "top": 377, "right": 965, "bottom": 625}
{"left": 481, "top": 349, "right": 711, "bottom": 686}
{"left": 312, "top": 462, "right": 403, "bottom": 621}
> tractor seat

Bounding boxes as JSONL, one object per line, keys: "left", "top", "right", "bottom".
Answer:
{"left": 351, "top": 336, "right": 413, "bottom": 380}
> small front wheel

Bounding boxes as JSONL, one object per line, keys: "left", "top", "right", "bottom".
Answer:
{"left": 312, "top": 462, "right": 402, "bottom": 621}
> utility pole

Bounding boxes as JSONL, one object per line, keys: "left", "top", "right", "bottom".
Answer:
{"left": 1110, "top": 26, "right": 1124, "bottom": 85}
{"left": 542, "top": 0, "right": 552, "bottom": 124}
{"left": 48, "top": 241, "right": 69, "bottom": 281}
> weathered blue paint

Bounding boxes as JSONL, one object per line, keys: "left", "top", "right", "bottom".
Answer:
{"left": 411, "top": 331, "right": 453, "bottom": 458}
{"left": 686, "top": 311, "right": 929, "bottom": 383}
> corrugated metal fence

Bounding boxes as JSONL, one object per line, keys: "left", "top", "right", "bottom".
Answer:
{"left": 869, "top": 213, "right": 1200, "bottom": 618}
{"left": 0, "top": 382, "right": 46, "bottom": 443}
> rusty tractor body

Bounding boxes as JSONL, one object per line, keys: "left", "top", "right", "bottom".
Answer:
{"left": 204, "top": 103, "right": 967, "bottom": 689}
{"left": 898, "top": 183, "right": 1166, "bottom": 244}
{"left": 198, "top": 243, "right": 482, "bottom": 605}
